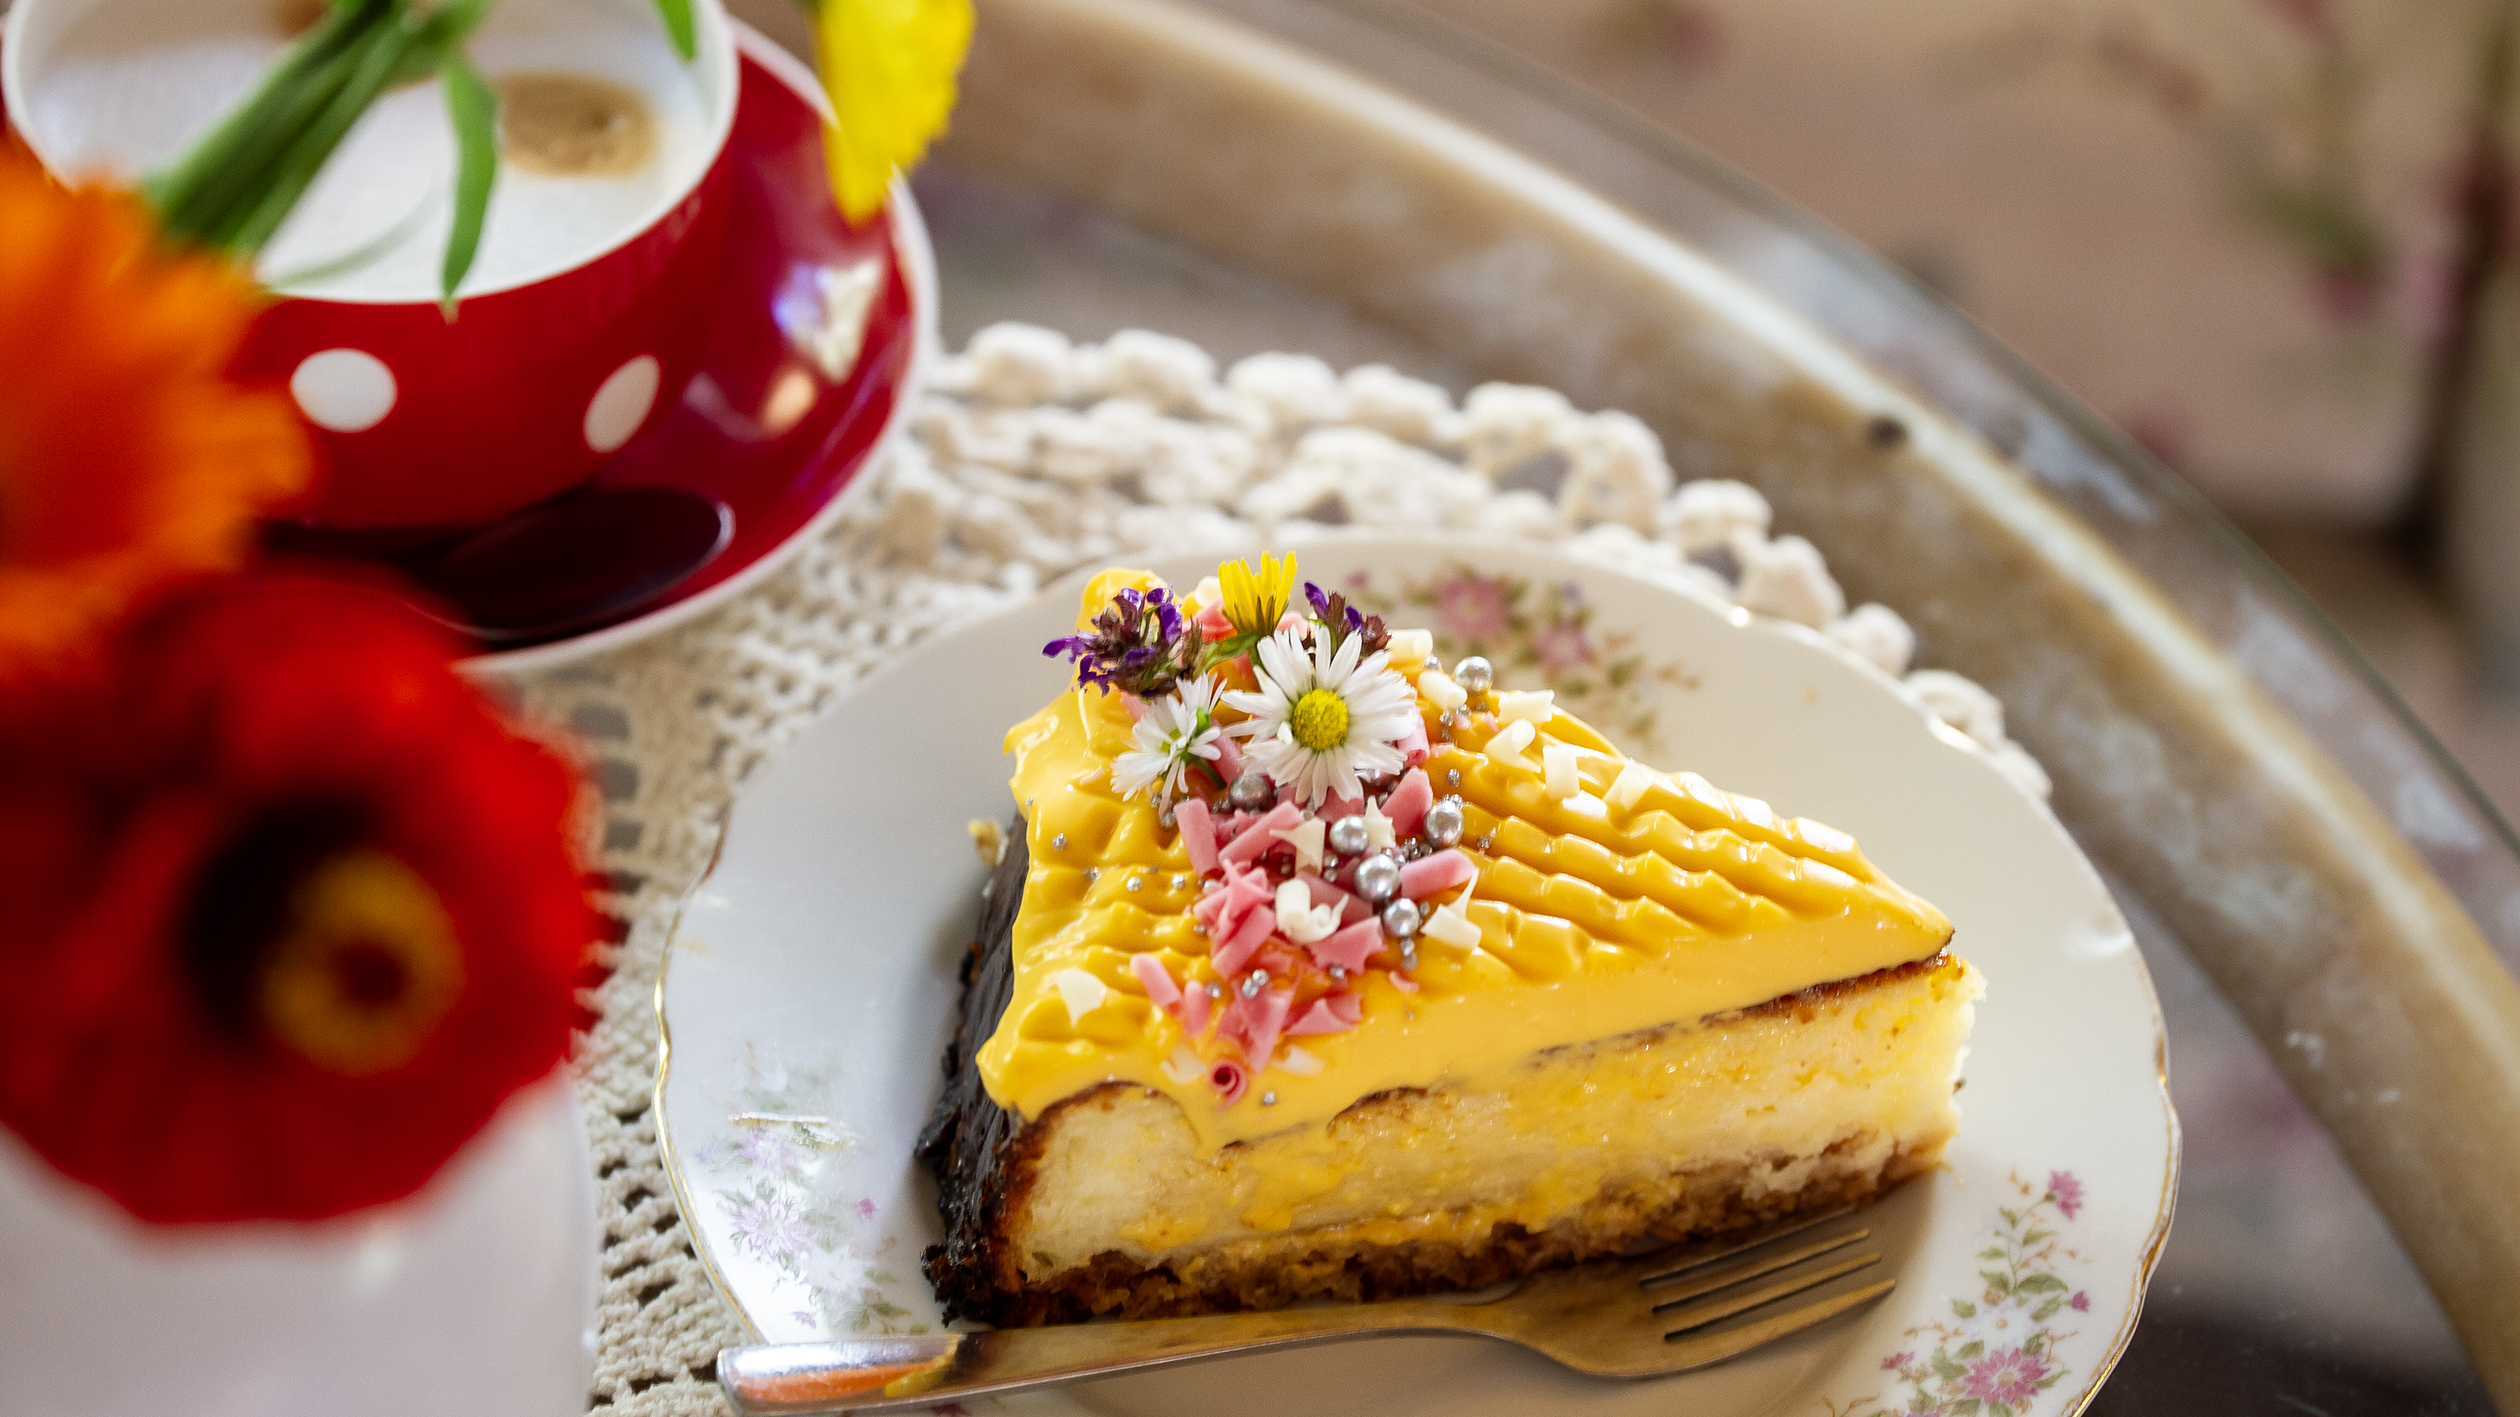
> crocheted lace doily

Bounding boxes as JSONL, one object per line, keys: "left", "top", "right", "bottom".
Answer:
{"left": 507, "top": 324, "right": 2045, "bottom": 1416}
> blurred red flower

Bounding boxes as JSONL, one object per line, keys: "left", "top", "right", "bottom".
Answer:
{"left": 0, "top": 576, "right": 596, "bottom": 1223}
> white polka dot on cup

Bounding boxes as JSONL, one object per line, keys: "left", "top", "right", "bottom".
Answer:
{"left": 290, "top": 349, "right": 397, "bottom": 433}
{"left": 584, "top": 355, "right": 662, "bottom": 454}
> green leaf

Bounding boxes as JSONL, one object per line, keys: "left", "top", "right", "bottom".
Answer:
{"left": 1955, "top": 1341, "right": 1985, "bottom": 1361}
{"left": 1976, "top": 1246, "right": 2008, "bottom": 1260}
{"left": 439, "top": 56, "right": 500, "bottom": 309}
{"left": 2031, "top": 1297, "right": 2063, "bottom": 1322}
{"left": 1951, "top": 1399, "right": 1981, "bottom": 1415}
{"left": 1998, "top": 1207, "right": 2020, "bottom": 1226}
{"left": 1980, "top": 1269, "right": 2013, "bottom": 1295}
{"left": 1950, "top": 1299, "right": 1977, "bottom": 1318}
{"left": 143, "top": 0, "right": 386, "bottom": 226}
{"left": 221, "top": 9, "right": 423, "bottom": 253}
{"left": 651, "top": 0, "right": 698, "bottom": 60}
{"left": 2018, "top": 1273, "right": 2069, "bottom": 1294}
{"left": 1932, "top": 1358, "right": 1967, "bottom": 1383}
{"left": 2023, "top": 1333, "right": 2047, "bottom": 1355}
{"left": 2021, "top": 1230, "right": 2054, "bottom": 1246}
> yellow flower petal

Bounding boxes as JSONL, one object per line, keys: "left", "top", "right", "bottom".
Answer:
{"left": 817, "top": 0, "right": 974, "bottom": 223}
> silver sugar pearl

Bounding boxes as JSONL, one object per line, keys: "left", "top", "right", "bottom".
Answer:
{"left": 1125, "top": 874, "right": 1144, "bottom": 893}
{"left": 1157, "top": 802, "right": 1177, "bottom": 828}
{"left": 1452, "top": 656, "right": 1494, "bottom": 695}
{"left": 1051, "top": 833, "right": 1068, "bottom": 851}
{"left": 1326, "top": 816, "right": 1371, "bottom": 857}
{"left": 1241, "top": 971, "right": 1269, "bottom": 997}
{"left": 1475, "top": 835, "right": 1495, "bottom": 853}
{"left": 1400, "top": 944, "right": 1419, "bottom": 971}
{"left": 1403, "top": 838, "right": 1432, "bottom": 861}
{"left": 1203, "top": 877, "right": 1223, "bottom": 893}
{"left": 1447, "top": 767, "right": 1462, "bottom": 789}
{"left": 1328, "top": 965, "right": 1347, "bottom": 983}
{"left": 1381, "top": 898, "right": 1423, "bottom": 939}
{"left": 1424, "top": 796, "right": 1465, "bottom": 848}
{"left": 1084, "top": 866, "right": 1100, "bottom": 883}
{"left": 1207, "top": 982, "right": 1225, "bottom": 998}
{"left": 1230, "top": 772, "right": 1275, "bottom": 812}
{"left": 1171, "top": 873, "right": 1189, "bottom": 891}
{"left": 1354, "top": 853, "right": 1403, "bottom": 904}
{"left": 1262, "top": 1091, "right": 1278, "bottom": 1106}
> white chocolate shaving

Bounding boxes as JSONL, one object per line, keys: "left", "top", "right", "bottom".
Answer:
{"left": 1277, "top": 1045, "right": 1325, "bottom": 1077}
{"left": 1272, "top": 817, "right": 1326, "bottom": 875}
{"left": 1490, "top": 718, "right": 1538, "bottom": 758}
{"left": 1421, "top": 901, "right": 1482, "bottom": 949}
{"left": 1053, "top": 967, "right": 1108, "bottom": 1024}
{"left": 1607, "top": 762, "right": 1655, "bottom": 810}
{"left": 1385, "top": 628, "right": 1434, "bottom": 664}
{"left": 1416, "top": 669, "right": 1468, "bottom": 712}
{"left": 1495, "top": 689, "right": 1556, "bottom": 723}
{"left": 1160, "top": 1044, "right": 1206, "bottom": 1085}
{"left": 1542, "top": 742, "right": 1580, "bottom": 799}
{"left": 1274, "top": 878, "right": 1340, "bottom": 944}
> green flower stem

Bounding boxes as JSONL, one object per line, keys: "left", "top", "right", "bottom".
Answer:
{"left": 217, "top": 10, "right": 424, "bottom": 254}
{"left": 154, "top": 12, "right": 388, "bottom": 245}
{"left": 141, "top": 0, "right": 384, "bottom": 222}
{"left": 437, "top": 55, "right": 500, "bottom": 304}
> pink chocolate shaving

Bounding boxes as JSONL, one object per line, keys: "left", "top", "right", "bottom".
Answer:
{"left": 1219, "top": 801, "right": 1303, "bottom": 867}
{"left": 1210, "top": 905, "right": 1278, "bottom": 977}
{"left": 1130, "top": 953, "right": 1181, "bottom": 1010}
{"left": 1218, "top": 987, "right": 1296, "bottom": 1072}
{"left": 1387, "top": 972, "right": 1420, "bottom": 994}
{"left": 1307, "top": 918, "right": 1384, "bottom": 975}
{"left": 1395, "top": 712, "right": 1429, "bottom": 768}
{"left": 1178, "top": 983, "right": 1212, "bottom": 1037}
{"left": 1208, "top": 1058, "right": 1247, "bottom": 1107}
{"left": 1399, "top": 848, "right": 1476, "bottom": 901}
{"left": 1193, "top": 599, "right": 1233, "bottom": 637}
{"left": 1322, "top": 990, "right": 1364, "bottom": 1025}
{"left": 1212, "top": 733, "right": 1244, "bottom": 784}
{"left": 1285, "top": 994, "right": 1362, "bottom": 1037}
{"left": 1320, "top": 792, "right": 1363, "bottom": 821}
{"left": 1383, "top": 767, "right": 1434, "bottom": 838}
{"left": 1174, "top": 796, "right": 1218, "bottom": 875}
{"left": 1202, "top": 862, "right": 1273, "bottom": 938}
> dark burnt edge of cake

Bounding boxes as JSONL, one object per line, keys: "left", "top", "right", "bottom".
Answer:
{"left": 916, "top": 812, "right": 1036, "bottom": 1325}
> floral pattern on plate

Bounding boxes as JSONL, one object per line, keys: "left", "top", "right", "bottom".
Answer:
{"left": 1825, "top": 1170, "right": 2094, "bottom": 1417}
{"left": 684, "top": 1049, "right": 936, "bottom": 1336}
{"left": 1346, "top": 564, "right": 1695, "bottom": 756}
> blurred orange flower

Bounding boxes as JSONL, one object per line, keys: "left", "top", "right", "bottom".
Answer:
{"left": 0, "top": 150, "right": 312, "bottom": 682}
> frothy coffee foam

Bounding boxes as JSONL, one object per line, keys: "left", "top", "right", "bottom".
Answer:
{"left": 23, "top": 0, "right": 714, "bottom": 301}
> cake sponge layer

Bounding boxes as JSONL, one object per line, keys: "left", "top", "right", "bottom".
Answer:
{"left": 957, "top": 952, "right": 1980, "bottom": 1324}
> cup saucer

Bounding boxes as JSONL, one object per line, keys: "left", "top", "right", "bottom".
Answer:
{"left": 0, "top": 19, "right": 925, "bottom": 669}
{"left": 285, "top": 25, "right": 933, "bottom": 673}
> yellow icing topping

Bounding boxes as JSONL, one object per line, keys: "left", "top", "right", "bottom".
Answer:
{"left": 973, "top": 569, "right": 1956, "bottom": 1151}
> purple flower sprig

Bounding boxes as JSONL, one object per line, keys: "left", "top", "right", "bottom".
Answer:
{"left": 1045, "top": 585, "right": 1202, "bottom": 696}
{"left": 1304, "top": 582, "right": 1390, "bottom": 658}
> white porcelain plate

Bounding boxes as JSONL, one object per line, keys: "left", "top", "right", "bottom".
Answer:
{"left": 658, "top": 535, "right": 2177, "bottom": 1417}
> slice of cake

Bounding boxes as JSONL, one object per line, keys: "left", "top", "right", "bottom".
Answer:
{"left": 918, "top": 557, "right": 1981, "bottom": 1326}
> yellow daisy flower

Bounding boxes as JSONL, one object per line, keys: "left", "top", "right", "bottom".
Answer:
{"left": 1218, "top": 552, "right": 1299, "bottom": 640}
{"left": 818, "top": 0, "right": 975, "bottom": 223}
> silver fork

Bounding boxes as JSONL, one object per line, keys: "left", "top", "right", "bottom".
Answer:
{"left": 716, "top": 1208, "right": 1894, "bottom": 1414}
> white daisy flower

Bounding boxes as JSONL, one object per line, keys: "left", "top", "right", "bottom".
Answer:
{"left": 1223, "top": 627, "right": 1418, "bottom": 807}
{"left": 1112, "top": 677, "right": 1224, "bottom": 803}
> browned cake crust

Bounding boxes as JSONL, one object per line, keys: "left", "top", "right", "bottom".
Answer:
{"left": 918, "top": 812, "right": 1949, "bottom": 1327}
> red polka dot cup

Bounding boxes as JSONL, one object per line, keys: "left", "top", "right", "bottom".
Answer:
{"left": 4, "top": 0, "right": 743, "bottom": 532}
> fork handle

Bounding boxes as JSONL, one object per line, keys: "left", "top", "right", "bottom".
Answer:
{"left": 717, "top": 1301, "right": 1482, "bottom": 1414}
